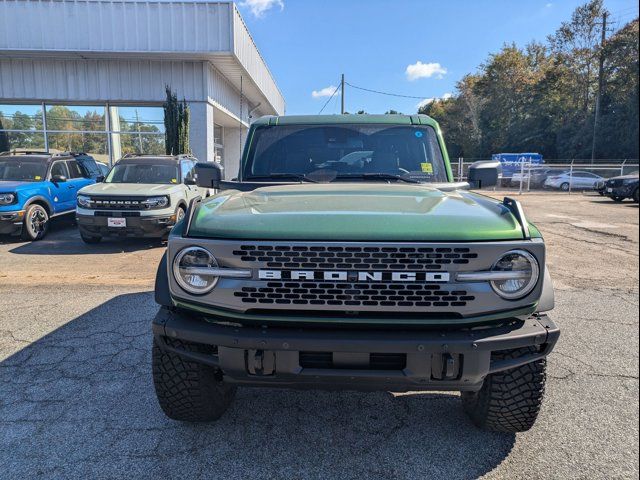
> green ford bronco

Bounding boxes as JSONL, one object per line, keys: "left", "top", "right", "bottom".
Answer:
{"left": 152, "top": 114, "right": 559, "bottom": 432}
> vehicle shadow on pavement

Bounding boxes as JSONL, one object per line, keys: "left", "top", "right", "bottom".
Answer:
{"left": 0, "top": 292, "right": 515, "bottom": 479}
{"left": 3, "top": 218, "right": 165, "bottom": 255}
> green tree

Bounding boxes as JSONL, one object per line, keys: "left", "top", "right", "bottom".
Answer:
{"left": 163, "top": 86, "right": 191, "bottom": 155}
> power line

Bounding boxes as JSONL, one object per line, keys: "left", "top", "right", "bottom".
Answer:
{"left": 345, "top": 81, "right": 431, "bottom": 100}
{"left": 318, "top": 83, "right": 341, "bottom": 114}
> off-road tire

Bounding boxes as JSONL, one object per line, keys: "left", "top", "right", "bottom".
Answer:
{"left": 21, "top": 204, "right": 49, "bottom": 241}
{"left": 462, "top": 347, "right": 546, "bottom": 432}
{"left": 80, "top": 233, "right": 102, "bottom": 244}
{"left": 152, "top": 337, "right": 236, "bottom": 422}
{"left": 612, "top": 196, "right": 625, "bottom": 203}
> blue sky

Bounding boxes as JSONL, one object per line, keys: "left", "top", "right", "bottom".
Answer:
{"left": 237, "top": 0, "right": 639, "bottom": 115}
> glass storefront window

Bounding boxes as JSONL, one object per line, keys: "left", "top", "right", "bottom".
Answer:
{"left": 0, "top": 104, "right": 44, "bottom": 131}
{"left": 45, "top": 105, "right": 106, "bottom": 132}
{"left": 47, "top": 133, "right": 109, "bottom": 164}
{"left": 113, "top": 133, "right": 165, "bottom": 157}
{"left": 109, "top": 106, "right": 165, "bottom": 134}
{"left": 0, "top": 131, "right": 46, "bottom": 151}
{"left": 0, "top": 102, "right": 166, "bottom": 163}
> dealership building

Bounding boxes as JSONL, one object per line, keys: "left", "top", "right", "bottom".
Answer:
{"left": 0, "top": 0, "right": 285, "bottom": 176}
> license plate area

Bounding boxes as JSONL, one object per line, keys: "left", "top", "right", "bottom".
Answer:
{"left": 107, "top": 217, "right": 126, "bottom": 228}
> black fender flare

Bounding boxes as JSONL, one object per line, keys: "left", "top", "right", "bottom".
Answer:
{"left": 154, "top": 252, "right": 173, "bottom": 307}
{"left": 23, "top": 195, "right": 54, "bottom": 216}
{"left": 536, "top": 267, "right": 555, "bottom": 313}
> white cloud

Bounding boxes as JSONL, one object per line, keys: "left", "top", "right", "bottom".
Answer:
{"left": 416, "top": 92, "right": 453, "bottom": 109}
{"left": 311, "top": 85, "right": 340, "bottom": 98}
{"left": 239, "top": 0, "right": 284, "bottom": 18}
{"left": 405, "top": 61, "right": 447, "bottom": 81}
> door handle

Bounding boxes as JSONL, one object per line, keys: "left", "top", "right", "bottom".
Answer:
{"left": 68, "top": 185, "right": 76, "bottom": 189}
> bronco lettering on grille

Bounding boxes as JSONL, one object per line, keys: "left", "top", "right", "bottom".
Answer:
{"left": 258, "top": 270, "right": 450, "bottom": 282}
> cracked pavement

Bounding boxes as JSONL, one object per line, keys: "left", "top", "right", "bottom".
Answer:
{"left": 0, "top": 192, "right": 638, "bottom": 479}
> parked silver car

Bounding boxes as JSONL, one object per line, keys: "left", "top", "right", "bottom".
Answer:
{"left": 544, "top": 171, "right": 605, "bottom": 191}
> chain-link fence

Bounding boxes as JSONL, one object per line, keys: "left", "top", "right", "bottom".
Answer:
{"left": 454, "top": 158, "right": 640, "bottom": 194}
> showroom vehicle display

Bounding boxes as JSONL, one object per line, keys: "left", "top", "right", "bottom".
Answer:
{"left": 543, "top": 170, "right": 605, "bottom": 191}
{"left": 602, "top": 171, "right": 639, "bottom": 203}
{"left": 0, "top": 150, "right": 102, "bottom": 240}
{"left": 152, "top": 114, "right": 559, "bottom": 433}
{"left": 75, "top": 154, "right": 207, "bottom": 243}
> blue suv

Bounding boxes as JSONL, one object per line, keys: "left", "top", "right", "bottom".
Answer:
{"left": 0, "top": 151, "right": 104, "bottom": 240}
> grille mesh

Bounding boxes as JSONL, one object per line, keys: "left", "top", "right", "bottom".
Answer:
{"left": 232, "top": 245, "right": 478, "bottom": 271}
{"left": 234, "top": 281, "right": 475, "bottom": 308}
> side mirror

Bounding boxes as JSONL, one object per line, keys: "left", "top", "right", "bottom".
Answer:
{"left": 468, "top": 161, "right": 501, "bottom": 189}
{"left": 96, "top": 175, "right": 105, "bottom": 183}
{"left": 184, "top": 177, "right": 197, "bottom": 186}
{"left": 51, "top": 174, "right": 67, "bottom": 183}
{"left": 195, "top": 162, "right": 223, "bottom": 189}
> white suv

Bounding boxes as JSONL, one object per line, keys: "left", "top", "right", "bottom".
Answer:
{"left": 76, "top": 154, "right": 208, "bottom": 243}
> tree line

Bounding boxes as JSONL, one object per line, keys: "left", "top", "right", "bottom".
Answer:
{"left": 419, "top": 0, "right": 639, "bottom": 161}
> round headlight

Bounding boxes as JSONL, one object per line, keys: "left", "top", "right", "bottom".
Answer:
{"left": 173, "top": 247, "right": 219, "bottom": 294}
{"left": 0, "top": 193, "right": 16, "bottom": 205}
{"left": 490, "top": 250, "right": 539, "bottom": 300}
{"left": 77, "top": 194, "right": 91, "bottom": 208}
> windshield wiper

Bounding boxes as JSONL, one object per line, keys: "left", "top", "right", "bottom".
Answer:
{"left": 334, "top": 173, "right": 420, "bottom": 184}
{"left": 246, "top": 173, "right": 319, "bottom": 183}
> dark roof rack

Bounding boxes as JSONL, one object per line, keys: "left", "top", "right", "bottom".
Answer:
{"left": 0, "top": 150, "right": 83, "bottom": 158}
{"left": 121, "top": 153, "right": 195, "bottom": 159}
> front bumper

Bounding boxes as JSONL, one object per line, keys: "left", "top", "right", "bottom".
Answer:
{"left": 605, "top": 184, "right": 636, "bottom": 199}
{"left": 0, "top": 210, "right": 25, "bottom": 235}
{"left": 153, "top": 307, "right": 560, "bottom": 391}
{"left": 77, "top": 213, "right": 175, "bottom": 238}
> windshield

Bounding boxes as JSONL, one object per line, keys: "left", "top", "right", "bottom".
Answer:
{"left": 0, "top": 158, "right": 48, "bottom": 182}
{"left": 105, "top": 163, "right": 178, "bottom": 184}
{"left": 243, "top": 124, "right": 449, "bottom": 183}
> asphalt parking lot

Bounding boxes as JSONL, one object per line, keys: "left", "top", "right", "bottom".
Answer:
{"left": 0, "top": 192, "right": 638, "bottom": 479}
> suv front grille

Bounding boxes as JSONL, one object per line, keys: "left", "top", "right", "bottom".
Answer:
{"left": 232, "top": 245, "right": 478, "bottom": 271}
{"left": 234, "top": 281, "right": 475, "bottom": 308}
{"left": 84, "top": 196, "right": 155, "bottom": 210}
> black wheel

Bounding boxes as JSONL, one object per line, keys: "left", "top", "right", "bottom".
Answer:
{"left": 80, "top": 233, "right": 102, "bottom": 244}
{"left": 560, "top": 183, "right": 570, "bottom": 192}
{"left": 462, "top": 347, "right": 546, "bottom": 432}
{"left": 612, "top": 196, "right": 625, "bottom": 203}
{"left": 633, "top": 188, "right": 639, "bottom": 203}
{"left": 21, "top": 204, "right": 49, "bottom": 241}
{"left": 152, "top": 337, "right": 236, "bottom": 422}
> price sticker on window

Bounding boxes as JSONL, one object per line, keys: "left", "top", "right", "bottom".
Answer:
{"left": 420, "top": 163, "right": 433, "bottom": 174}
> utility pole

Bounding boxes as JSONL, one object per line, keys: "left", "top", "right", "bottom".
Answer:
{"left": 591, "top": 11, "right": 607, "bottom": 163}
{"left": 341, "top": 73, "right": 345, "bottom": 114}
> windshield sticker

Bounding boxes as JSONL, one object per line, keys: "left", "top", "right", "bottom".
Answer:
{"left": 420, "top": 163, "right": 433, "bottom": 174}
{"left": 171, "top": 178, "right": 177, "bottom": 184}
{"left": 34, "top": 176, "right": 42, "bottom": 180}
{"left": 414, "top": 131, "right": 423, "bottom": 138}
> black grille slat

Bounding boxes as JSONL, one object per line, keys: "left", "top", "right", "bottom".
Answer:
{"left": 233, "top": 245, "right": 476, "bottom": 271}
{"left": 234, "top": 282, "right": 474, "bottom": 308}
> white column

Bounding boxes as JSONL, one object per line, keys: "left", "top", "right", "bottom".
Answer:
{"left": 188, "top": 102, "right": 215, "bottom": 162}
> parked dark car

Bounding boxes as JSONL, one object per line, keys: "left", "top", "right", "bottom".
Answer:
{"left": 603, "top": 171, "right": 639, "bottom": 202}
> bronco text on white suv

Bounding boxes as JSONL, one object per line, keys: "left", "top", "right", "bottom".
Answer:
{"left": 75, "top": 154, "right": 207, "bottom": 243}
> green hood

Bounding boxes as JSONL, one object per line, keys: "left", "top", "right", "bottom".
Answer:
{"left": 188, "top": 184, "right": 535, "bottom": 241}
